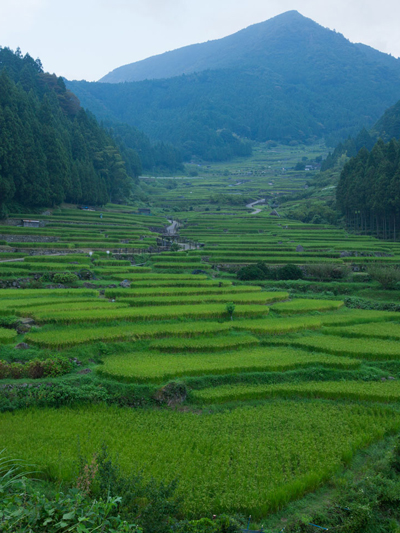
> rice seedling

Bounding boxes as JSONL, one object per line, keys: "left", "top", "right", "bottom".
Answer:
{"left": 0, "top": 402, "right": 397, "bottom": 517}
{"left": 267, "top": 335, "right": 400, "bottom": 360}
{"left": 124, "top": 291, "right": 288, "bottom": 307}
{"left": 26, "top": 321, "right": 233, "bottom": 349}
{"left": 0, "top": 328, "right": 17, "bottom": 344}
{"left": 272, "top": 299, "right": 344, "bottom": 314}
{"left": 32, "top": 304, "right": 270, "bottom": 324}
{"left": 149, "top": 334, "right": 259, "bottom": 352}
{"left": 323, "top": 321, "right": 400, "bottom": 340}
{"left": 98, "top": 346, "right": 360, "bottom": 383}
{"left": 192, "top": 380, "right": 400, "bottom": 405}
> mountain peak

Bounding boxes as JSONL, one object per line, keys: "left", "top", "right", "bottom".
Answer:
{"left": 99, "top": 11, "right": 322, "bottom": 84}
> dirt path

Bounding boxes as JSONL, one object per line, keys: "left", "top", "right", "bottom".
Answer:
{"left": 166, "top": 220, "right": 179, "bottom": 235}
{"left": 246, "top": 199, "right": 266, "bottom": 215}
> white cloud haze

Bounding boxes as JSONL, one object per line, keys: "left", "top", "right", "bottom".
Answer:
{"left": 0, "top": 0, "right": 399, "bottom": 81}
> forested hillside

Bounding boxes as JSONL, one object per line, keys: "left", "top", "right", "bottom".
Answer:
{"left": 67, "top": 11, "right": 400, "bottom": 161}
{"left": 337, "top": 138, "right": 400, "bottom": 239}
{"left": 0, "top": 48, "right": 139, "bottom": 212}
{"left": 321, "top": 97, "right": 400, "bottom": 171}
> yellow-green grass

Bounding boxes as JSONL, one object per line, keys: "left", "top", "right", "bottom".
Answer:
{"left": 0, "top": 289, "right": 98, "bottom": 299}
{"left": 149, "top": 335, "right": 259, "bottom": 352}
{"left": 1, "top": 402, "right": 397, "bottom": 517}
{"left": 98, "top": 346, "right": 360, "bottom": 383}
{"left": 234, "top": 316, "right": 322, "bottom": 335}
{"left": 319, "top": 309, "right": 400, "bottom": 326}
{"left": 31, "top": 304, "right": 270, "bottom": 325}
{"left": 123, "top": 291, "right": 288, "bottom": 307}
{"left": 110, "top": 274, "right": 209, "bottom": 281}
{"left": 267, "top": 335, "right": 400, "bottom": 360}
{"left": 272, "top": 299, "right": 344, "bottom": 314}
{"left": 192, "top": 380, "right": 400, "bottom": 405}
{"left": 323, "top": 321, "right": 400, "bottom": 340}
{"left": 18, "top": 300, "right": 129, "bottom": 318}
{"left": 106, "top": 286, "right": 261, "bottom": 298}
{"left": 25, "top": 321, "right": 233, "bottom": 349}
{"left": 0, "top": 327, "right": 17, "bottom": 344}
{"left": 153, "top": 262, "right": 212, "bottom": 269}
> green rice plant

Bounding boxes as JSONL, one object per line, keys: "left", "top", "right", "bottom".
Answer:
{"left": 98, "top": 346, "right": 360, "bottom": 383}
{"left": 111, "top": 274, "right": 208, "bottom": 281}
{"left": 26, "top": 321, "right": 233, "bottom": 349}
{"left": 153, "top": 262, "right": 212, "bottom": 269}
{"left": 323, "top": 321, "right": 400, "bottom": 340}
{"left": 149, "top": 334, "right": 259, "bottom": 352}
{"left": 267, "top": 335, "right": 400, "bottom": 360}
{"left": 0, "top": 269, "right": 36, "bottom": 278}
{"left": 19, "top": 300, "right": 129, "bottom": 318}
{"left": 32, "top": 304, "right": 270, "bottom": 324}
{"left": 94, "top": 260, "right": 131, "bottom": 266}
{"left": 272, "top": 299, "right": 344, "bottom": 314}
{"left": 23, "top": 263, "right": 88, "bottom": 272}
{"left": 319, "top": 309, "right": 400, "bottom": 326}
{"left": 2, "top": 402, "right": 395, "bottom": 517}
{"left": 192, "top": 380, "right": 400, "bottom": 405}
{"left": 234, "top": 316, "right": 322, "bottom": 335}
{"left": 0, "top": 289, "right": 98, "bottom": 299}
{"left": 27, "top": 255, "right": 91, "bottom": 264}
{"left": 106, "top": 286, "right": 259, "bottom": 299}
{"left": 123, "top": 291, "right": 288, "bottom": 307}
{"left": 0, "top": 328, "right": 17, "bottom": 344}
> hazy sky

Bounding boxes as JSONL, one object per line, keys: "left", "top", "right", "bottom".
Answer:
{"left": 1, "top": 0, "right": 400, "bottom": 81}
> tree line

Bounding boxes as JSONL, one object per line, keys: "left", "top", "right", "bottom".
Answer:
{"left": 336, "top": 138, "right": 400, "bottom": 240}
{"left": 0, "top": 48, "right": 138, "bottom": 213}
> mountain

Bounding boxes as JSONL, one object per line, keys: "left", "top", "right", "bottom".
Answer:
{"left": 321, "top": 97, "right": 400, "bottom": 171}
{"left": 371, "top": 99, "right": 400, "bottom": 141}
{"left": 68, "top": 11, "right": 400, "bottom": 161}
{"left": 99, "top": 11, "right": 400, "bottom": 84}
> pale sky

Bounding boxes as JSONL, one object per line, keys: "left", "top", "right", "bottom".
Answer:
{"left": 1, "top": 0, "right": 400, "bottom": 81}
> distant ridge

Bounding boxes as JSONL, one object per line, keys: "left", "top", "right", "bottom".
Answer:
{"left": 68, "top": 11, "right": 400, "bottom": 160}
{"left": 99, "top": 11, "right": 399, "bottom": 84}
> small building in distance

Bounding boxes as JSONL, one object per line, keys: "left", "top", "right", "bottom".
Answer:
{"left": 138, "top": 208, "right": 151, "bottom": 215}
{"left": 22, "top": 219, "right": 40, "bottom": 228}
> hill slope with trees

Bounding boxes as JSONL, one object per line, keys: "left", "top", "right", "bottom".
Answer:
{"left": 0, "top": 48, "right": 135, "bottom": 213}
{"left": 67, "top": 11, "right": 400, "bottom": 161}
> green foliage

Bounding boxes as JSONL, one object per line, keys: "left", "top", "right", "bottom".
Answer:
{"left": 225, "top": 302, "right": 235, "bottom": 320}
{"left": 368, "top": 265, "right": 400, "bottom": 290}
{"left": 1, "top": 402, "right": 399, "bottom": 518}
{"left": 277, "top": 264, "right": 304, "bottom": 280}
{"left": 52, "top": 272, "right": 79, "bottom": 285}
{"left": 0, "top": 327, "right": 17, "bottom": 344}
{"left": 337, "top": 138, "right": 400, "bottom": 239}
{"left": 98, "top": 346, "right": 359, "bottom": 383}
{"left": 0, "top": 48, "right": 135, "bottom": 210}
{"left": 0, "top": 356, "right": 72, "bottom": 379}
{"left": 69, "top": 12, "right": 400, "bottom": 160}
{"left": 1, "top": 485, "right": 140, "bottom": 532}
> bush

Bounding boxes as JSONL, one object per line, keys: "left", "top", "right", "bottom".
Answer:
{"left": 305, "top": 264, "right": 350, "bottom": 281}
{"left": 53, "top": 272, "right": 79, "bottom": 285}
{"left": 79, "top": 445, "right": 182, "bottom": 533}
{"left": 276, "top": 264, "right": 303, "bottom": 280}
{"left": 237, "top": 262, "right": 274, "bottom": 281}
{"left": 0, "top": 356, "right": 73, "bottom": 380}
{"left": 368, "top": 265, "right": 400, "bottom": 290}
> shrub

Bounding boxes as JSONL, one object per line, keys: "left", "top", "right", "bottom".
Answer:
{"left": 276, "top": 264, "right": 303, "bottom": 280}
{"left": 53, "top": 272, "right": 79, "bottom": 284}
{"left": 305, "top": 264, "right": 350, "bottom": 281}
{"left": 368, "top": 265, "right": 400, "bottom": 290}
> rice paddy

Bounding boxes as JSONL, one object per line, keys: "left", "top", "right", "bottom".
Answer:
{"left": 1, "top": 175, "right": 400, "bottom": 522}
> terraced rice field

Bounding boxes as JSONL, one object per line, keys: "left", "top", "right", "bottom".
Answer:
{"left": 1, "top": 195, "right": 400, "bottom": 521}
